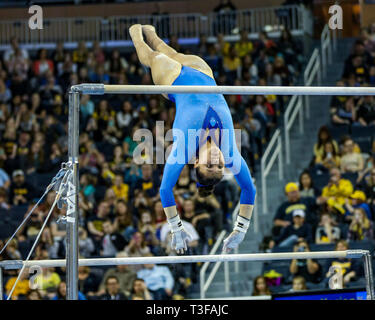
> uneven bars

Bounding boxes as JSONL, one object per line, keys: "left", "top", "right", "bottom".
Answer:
{"left": 71, "top": 84, "right": 375, "bottom": 96}
{"left": 0, "top": 250, "right": 366, "bottom": 270}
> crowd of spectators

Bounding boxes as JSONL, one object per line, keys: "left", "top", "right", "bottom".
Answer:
{"left": 0, "top": 26, "right": 303, "bottom": 300}
{"left": 256, "top": 23, "right": 375, "bottom": 296}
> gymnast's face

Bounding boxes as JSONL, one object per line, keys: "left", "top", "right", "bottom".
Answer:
{"left": 194, "top": 141, "right": 225, "bottom": 178}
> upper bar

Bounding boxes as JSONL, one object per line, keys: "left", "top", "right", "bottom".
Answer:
{"left": 0, "top": 250, "right": 366, "bottom": 270}
{"left": 73, "top": 84, "right": 375, "bottom": 96}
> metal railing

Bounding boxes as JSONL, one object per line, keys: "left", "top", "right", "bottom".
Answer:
{"left": 303, "top": 48, "right": 322, "bottom": 119}
{"left": 0, "top": 5, "right": 310, "bottom": 45}
{"left": 200, "top": 230, "right": 228, "bottom": 299}
{"left": 321, "top": 24, "right": 333, "bottom": 77}
{"left": 284, "top": 95, "right": 304, "bottom": 164}
{"left": 260, "top": 128, "right": 283, "bottom": 215}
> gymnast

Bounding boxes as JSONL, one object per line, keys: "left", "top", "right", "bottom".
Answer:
{"left": 129, "top": 24, "right": 256, "bottom": 254}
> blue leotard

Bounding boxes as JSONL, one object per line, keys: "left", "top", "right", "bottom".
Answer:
{"left": 160, "top": 65, "right": 256, "bottom": 208}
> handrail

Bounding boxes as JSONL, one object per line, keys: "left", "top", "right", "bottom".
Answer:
{"left": 321, "top": 24, "right": 333, "bottom": 77}
{"left": 260, "top": 129, "right": 283, "bottom": 215}
{"left": 284, "top": 95, "right": 304, "bottom": 164}
{"left": 200, "top": 230, "right": 227, "bottom": 299}
{"left": 303, "top": 48, "right": 321, "bottom": 119}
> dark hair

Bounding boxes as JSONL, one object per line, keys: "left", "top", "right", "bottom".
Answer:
{"left": 106, "top": 276, "right": 119, "bottom": 284}
{"left": 252, "top": 276, "right": 271, "bottom": 296}
{"left": 196, "top": 166, "right": 222, "bottom": 197}
{"left": 317, "top": 126, "right": 333, "bottom": 149}
{"left": 298, "top": 170, "right": 313, "bottom": 191}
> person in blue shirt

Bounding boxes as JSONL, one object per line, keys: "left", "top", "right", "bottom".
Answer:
{"left": 137, "top": 254, "right": 174, "bottom": 300}
{"left": 129, "top": 24, "right": 256, "bottom": 254}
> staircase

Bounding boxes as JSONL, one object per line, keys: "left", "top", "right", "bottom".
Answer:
{"left": 188, "top": 37, "right": 355, "bottom": 299}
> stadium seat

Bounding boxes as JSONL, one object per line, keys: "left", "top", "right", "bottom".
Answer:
{"left": 9, "top": 205, "right": 28, "bottom": 223}
{"left": 327, "top": 125, "right": 349, "bottom": 140}
{"left": 351, "top": 125, "right": 375, "bottom": 139}
{"left": 0, "top": 222, "right": 13, "bottom": 239}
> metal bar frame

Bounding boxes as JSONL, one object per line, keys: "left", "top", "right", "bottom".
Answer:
{"left": 0, "top": 250, "right": 373, "bottom": 300}
{"left": 73, "top": 84, "right": 375, "bottom": 96}
{"left": 66, "top": 90, "right": 80, "bottom": 300}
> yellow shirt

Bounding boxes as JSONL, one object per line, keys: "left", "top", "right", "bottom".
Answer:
{"left": 5, "top": 278, "right": 30, "bottom": 298}
{"left": 234, "top": 41, "right": 253, "bottom": 58}
{"left": 35, "top": 272, "right": 61, "bottom": 290}
{"left": 112, "top": 183, "right": 129, "bottom": 201}
{"left": 223, "top": 56, "right": 241, "bottom": 71}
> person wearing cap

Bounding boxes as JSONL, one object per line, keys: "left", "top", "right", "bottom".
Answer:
{"left": 272, "top": 209, "right": 313, "bottom": 248}
{"left": 8, "top": 169, "right": 34, "bottom": 205}
{"left": 272, "top": 182, "right": 317, "bottom": 238}
{"left": 344, "top": 190, "right": 372, "bottom": 220}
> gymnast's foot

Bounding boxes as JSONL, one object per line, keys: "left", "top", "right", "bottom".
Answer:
{"left": 129, "top": 24, "right": 142, "bottom": 40}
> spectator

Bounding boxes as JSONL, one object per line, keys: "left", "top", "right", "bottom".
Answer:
{"left": 347, "top": 207, "right": 373, "bottom": 241}
{"left": 298, "top": 170, "right": 320, "bottom": 198}
{"left": 134, "top": 164, "right": 160, "bottom": 199}
{"left": 26, "top": 290, "right": 43, "bottom": 301}
{"left": 340, "top": 138, "right": 364, "bottom": 173}
{"left": 87, "top": 200, "right": 112, "bottom": 250}
{"left": 315, "top": 212, "right": 341, "bottom": 244}
{"left": 137, "top": 253, "right": 174, "bottom": 300}
{"left": 130, "top": 278, "right": 152, "bottom": 300}
{"left": 33, "top": 48, "right": 54, "bottom": 78}
{"left": 289, "top": 240, "right": 322, "bottom": 284}
{"left": 98, "top": 276, "right": 129, "bottom": 300}
{"left": 318, "top": 167, "right": 353, "bottom": 216}
{"left": 111, "top": 174, "right": 130, "bottom": 202}
{"left": 314, "top": 141, "right": 341, "bottom": 172}
{"left": 272, "top": 209, "right": 313, "bottom": 248}
{"left": 113, "top": 200, "right": 135, "bottom": 242}
{"left": 272, "top": 182, "right": 317, "bottom": 237}
{"left": 35, "top": 267, "right": 61, "bottom": 294}
{"left": 324, "top": 240, "right": 361, "bottom": 286}
{"left": 234, "top": 30, "right": 253, "bottom": 58}
{"left": 51, "top": 281, "right": 86, "bottom": 300}
{"left": 332, "top": 97, "right": 358, "bottom": 126}
{"left": 357, "top": 96, "right": 375, "bottom": 126}
{"left": 289, "top": 276, "right": 307, "bottom": 292}
{"left": 345, "top": 190, "right": 372, "bottom": 220}
{"left": 78, "top": 227, "right": 95, "bottom": 258}
{"left": 8, "top": 170, "right": 34, "bottom": 205}
{"left": 100, "top": 219, "right": 128, "bottom": 257}
{"left": 0, "top": 166, "right": 10, "bottom": 189}
{"left": 5, "top": 269, "right": 30, "bottom": 300}
{"left": 98, "top": 252, "right": 137, "bottom": 296}
{"left": 124, "top": 232, "right": 151, "bottom": 272}
{"left": 252, "top": 276, "right": 272, "bottom": 296}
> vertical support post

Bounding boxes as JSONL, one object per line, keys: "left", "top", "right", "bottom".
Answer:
{"left": 363, "top": 252, "right": 375, "bottom": 300}
{"left": 66, "top": 90, "right": 80, "bottom": 300}
{"left": 298, "top": 96, "right": 304, "bottom": 135}
{"left": 0, "top": 267, "right": 3, "bottom": 300}
{"left": 278, "top": 135, "right": 283, "bottom": 181}
{"left": 224, "top": 261, "right": 229, "bottom": 292}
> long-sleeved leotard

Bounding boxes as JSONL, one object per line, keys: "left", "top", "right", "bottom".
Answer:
{"left": 159, "top": 65, "right": 256, "bottom": 208}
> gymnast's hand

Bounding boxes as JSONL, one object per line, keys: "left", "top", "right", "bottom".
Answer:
{"left": 222, "top": 215, "right": 250, "bottom": 254}
{"left": 168, "top": 215, "right": 192, "bottom": 254}
{"left": 222, "top": 230, "right": 245, "bottom": 253}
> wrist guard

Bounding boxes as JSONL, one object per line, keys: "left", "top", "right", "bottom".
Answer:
{"left": 233, "top": 215, "right": 250, "bottom": 233}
